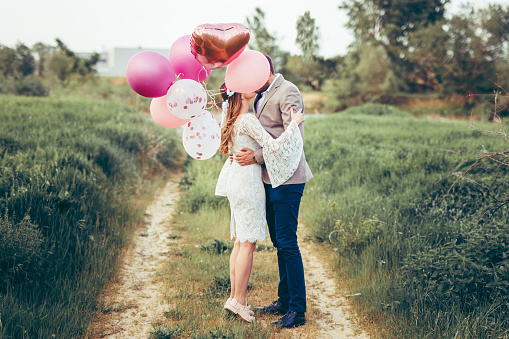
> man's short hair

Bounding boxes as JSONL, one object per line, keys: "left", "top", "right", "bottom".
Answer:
{"left": 264, "top": 54, "right": 275, "bottom": 74}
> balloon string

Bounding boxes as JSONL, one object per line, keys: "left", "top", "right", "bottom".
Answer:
{"left": 197, "top": 66, "right": 207, "bottom": 81}
{"left": 201, "top": 78, "right": 223, "bottom": 115}
{"left": 198, "top": 68, "right": 224, "bottom": 120}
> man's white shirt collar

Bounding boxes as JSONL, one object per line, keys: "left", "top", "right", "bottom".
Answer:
{"left": 262, "top": 73, "right": 280, "bottom": 96}
{"left": 256, "top": 74, "right": 280, "bottom": 112}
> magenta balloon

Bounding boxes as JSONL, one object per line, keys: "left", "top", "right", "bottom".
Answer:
{"left": 225, "top": 50, "right": 270, "bottom": 93}
{"left": 126, "top": 51, "right": 175, "bottom": 98}
{"left": 150, "top": 96, "right": 189, "bottom": 128}
{"left": 170, "top": 35, "right": 211, "bottom": 82}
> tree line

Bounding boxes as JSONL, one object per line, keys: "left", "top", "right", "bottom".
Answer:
{"left": 248, "top": 1, "right": 509, "bottom": 111}
{"left": 0, "top": 39, "right": 99, "bottom": 96}
{"left": 1, "top": 1, "right": 508, "bottom": 112}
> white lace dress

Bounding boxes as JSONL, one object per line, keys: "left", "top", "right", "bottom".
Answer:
{"left": 215, "top": 113, "right": 303, "bottom": 243}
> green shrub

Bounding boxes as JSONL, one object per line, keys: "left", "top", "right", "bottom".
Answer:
{"left": 149, "top": 326, "right": 182, "bottom": 339}
{"left": 191, "top": 327, "right": 235, "bottom": 339}
{"left": 0, "top": 75, "right": 48, "bottom": 97}
{"left": 329, "top": 211, "right": 384, "bottom": 255}
{"left": 0, "top": 212, "right": 46, "bottom": 284}
{"left": 0, "top": 76, "right": 17, "bottom": 95}
{"left": 403, "top": 221, "right": 509, "bottom": 307}
{"left": 16, "top": 76, "right": 49, "bottom": 97}
{"left": 201, "top": 238, "right": 233, "bottom": 254}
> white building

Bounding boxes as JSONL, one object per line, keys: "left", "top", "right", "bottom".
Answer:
{"left": 93, "top": 47, "right": 170, "bottom": 77}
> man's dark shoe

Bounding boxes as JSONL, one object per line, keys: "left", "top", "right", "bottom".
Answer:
{"left": 253, "top": 300, "right": 289, "bottom": 315}
{"left": 271, "top": 310, "right": 306, "bottom": 328}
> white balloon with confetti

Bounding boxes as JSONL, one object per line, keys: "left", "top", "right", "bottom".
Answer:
{"left": 182, "top": 112, "right": 221, "bottom": 160}
{"left": 166, "top": 79, "right": 207, "bottom": 120}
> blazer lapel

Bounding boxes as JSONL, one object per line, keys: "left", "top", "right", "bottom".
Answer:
{"left": 254, "top": 93, "right": 262, "bottom": 114}
{"left": 256, "top": 75, "right": 284, "bottom": 119}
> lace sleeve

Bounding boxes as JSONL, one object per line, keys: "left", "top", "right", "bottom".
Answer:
{"left": 240, "top": 114, "right": 303, "bottom": 188}
{"left": 239, "top": 114, "right": 298, "bottom": 152}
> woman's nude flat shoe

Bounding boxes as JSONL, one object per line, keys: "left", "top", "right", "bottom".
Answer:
{"left": 225, "top": 298, "right": 255, "bottom": 323}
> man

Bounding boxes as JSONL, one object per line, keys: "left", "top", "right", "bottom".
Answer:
{"left": 234, "top": 54, "right": 313, "bottom": 328}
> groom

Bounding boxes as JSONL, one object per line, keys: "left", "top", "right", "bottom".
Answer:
{"left": 234, "top": 54, "right": 313, "bottom": 328}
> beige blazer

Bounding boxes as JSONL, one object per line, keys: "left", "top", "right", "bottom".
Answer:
{"left": 253, "top": 74, "right": 313, "bottom": 185}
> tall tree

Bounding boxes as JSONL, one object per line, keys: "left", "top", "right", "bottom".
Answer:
{"left": 32, "top": 42, "right": 52, "bottom": 77}
{"left": 340, "top": 0, "right": 448, "bottom": 47}
{"left": 340, "top": 0, "right": 450, "bottom": 90}
{"left": 246, "top": 7, "right": 279, "bottom": 57}
{"left": 296, "top": 11, "right": 320, "bottom": 60}
{"left": 15, "top": 43, "right": 35, "bottom": 77}
{"left": 46, "top": 52, "right": 74, "bottom": 84}
{"left": 0, "top": 43, "right": 35, "bottom": 79}
{"left": 48, "top": 38, "right": 99, "bottom": 82}
{"left": 407, "top": 4, "right": 509, "bottom": 97}
{"left": 55, "top": 38, "right": 78, "bottom": 72}
{"left": 0, "top": 45, "right": 18, "bottom": 77}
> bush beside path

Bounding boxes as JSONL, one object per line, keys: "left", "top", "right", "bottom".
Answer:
{"left": 0, "top": 95, "right": 180, "bottom": 338}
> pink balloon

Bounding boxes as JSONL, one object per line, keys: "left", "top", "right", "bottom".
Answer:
{"left": 126, "top": 51, "right": 175, "bottom": 98}
{"left": 170, "top": 35, "right": 211, "bottom": 82}
{"left": 150, "top": 96, "right": 189, "bottom": 128}
{"left": 225, "top": 50, "right": 270, "bottom": 93}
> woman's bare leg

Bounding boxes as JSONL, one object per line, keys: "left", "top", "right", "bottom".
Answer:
{"left": 234, "top": 241, "right": 256, "bottom": 306}
{"left": 229, "top": 241, "right": 241, "bottom": 299}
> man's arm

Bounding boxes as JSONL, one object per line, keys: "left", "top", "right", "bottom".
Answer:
{"left": 280, "top": 85, "right": 304, "bottom": 130}
{"left": 234, "top": 85, "right": 303, "bottom": 167}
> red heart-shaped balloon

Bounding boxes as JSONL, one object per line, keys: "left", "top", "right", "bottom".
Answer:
{"left": 191, "top": 23, "right": 250, "bottom": 69}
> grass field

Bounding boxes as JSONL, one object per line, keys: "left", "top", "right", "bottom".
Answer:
{"left": 1, "top": 93, "right": 507, "bottom": 338}
{"left": 0, "top": 95, "right": 181, "bottom": 338}
{"left": 300, "top": 104, "right": 509, "bottom": 338}
{"left": 171, "top": 103, "right": 508, "bottom": 338}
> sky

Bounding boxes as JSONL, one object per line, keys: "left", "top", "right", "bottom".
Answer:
{"left": 0, "top": 0, "right": 506, "bottom": 58}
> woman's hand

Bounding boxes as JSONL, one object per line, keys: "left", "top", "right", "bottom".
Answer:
{"left": 290, "top": 107, "right": 305, "bottom": 125}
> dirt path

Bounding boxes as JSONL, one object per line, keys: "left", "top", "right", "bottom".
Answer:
{"left": 87, "top": 172, "right": 184, "bottom": 338}
{"left": 298, "top": 224, "right": 371, "bottom": 339}
{"left": 88, "top": 172, "right": 369, "bottom": 338}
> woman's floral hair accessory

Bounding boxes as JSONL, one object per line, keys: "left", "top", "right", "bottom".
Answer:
{"left": 226, "top": 88, "right": 235, "bottom": 97}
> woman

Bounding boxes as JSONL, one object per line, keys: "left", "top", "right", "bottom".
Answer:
{"left": 215, "top": 83, "right": 304, "bottom": 323}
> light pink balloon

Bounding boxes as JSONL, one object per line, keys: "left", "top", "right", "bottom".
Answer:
{"left": 170, "top": 35, "right": 211, "bottom": 82}
{"left": 225, "top": 50, "right": 270, "bottom": 93}
{"left": 150, "top": 96, "right": 189, "bottom": 128}
{"left": 182, "top": 112, "right": 221, "bottom": 160}
{"left": 126, "top": 51, "right": 175, "bottom": 98}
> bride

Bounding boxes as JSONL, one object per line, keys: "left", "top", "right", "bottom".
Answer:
{"left": 215, "top": 83, "right": 304, "bottom": 323}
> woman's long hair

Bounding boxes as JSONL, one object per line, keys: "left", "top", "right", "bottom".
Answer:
{"left": 219, "top": 83, "right": 242, "bottom": 154}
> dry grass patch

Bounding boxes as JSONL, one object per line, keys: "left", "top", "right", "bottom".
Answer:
{"left": 157, "top": 206, "right": 324, "bottom": 338}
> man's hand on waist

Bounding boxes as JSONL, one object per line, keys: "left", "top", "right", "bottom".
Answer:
{"left": 235, "top": 147, "right": 256, "bottom": 166}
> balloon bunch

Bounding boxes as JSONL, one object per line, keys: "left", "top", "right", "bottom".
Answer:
{"left": 126, "top": 23, "right": 270, "bottom": 160}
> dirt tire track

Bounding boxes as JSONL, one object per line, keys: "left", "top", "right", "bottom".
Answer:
{"left": 87, "top": 172, "right": 184, "bottom": 338}
{"left": 298, "top": 224, "right": 370, "bottom": 339}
